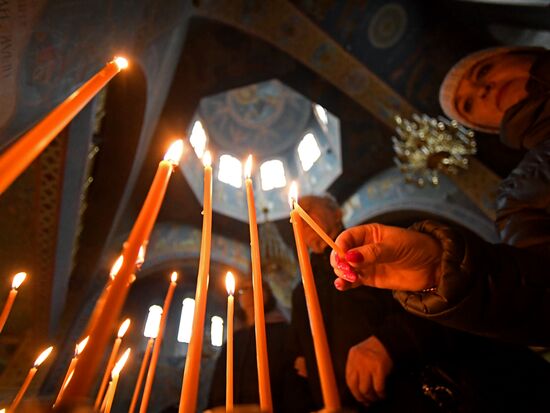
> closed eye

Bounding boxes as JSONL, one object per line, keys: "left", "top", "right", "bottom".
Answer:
{"left": 476, "top": 63, "right": 492, "bottom": 81}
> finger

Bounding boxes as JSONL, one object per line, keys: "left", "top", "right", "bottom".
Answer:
{"left": 346, "top": 366, "right": 363, "bottom": 403}
{"left": 373, "top": 369, "right": 387, "bottom": 400}
{"left": 359, "top": 371, "right": 379, "bottom": 403}
{"left": 335, "top": 224, "right": 384, "bottom": 252}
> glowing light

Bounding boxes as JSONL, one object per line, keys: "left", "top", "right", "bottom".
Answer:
{"left": 136, "top": 245, "right": 146, "bottom": 268}
{"left": 210, "top": 316, "right": 224, "bottom": 347}
{"left": 260, "top": 159, "right": 286, "bottom": 191}
{"left": 225, "top": 272, "right": 235, "bottom": 296}
{"left": 110, "top": 255, "right": 124, "bottom": 279}
{"left": 113, "top": 57, "right": 129, "bottom": 70}
{"left": 202, "top": 150, "right": 212, "bottom": 168}
{"left": 75, "top": 336, "right": 90, "bottom": 356}
{"left": 144, "top": 305, "right": 162, "bottom": 339}
{"left": 244, "top": 155, "right": 253, "bottom": 179}
{"left": 313, "top": 104, "right": 329, "bottom": 128}
{"left": 177, "top": 298, "right": 195, "bottom": 343}
{"left": 164, "top": 139, "right": 184, "bottom": 165}
{"left": 11, "top": 272, "right": 26, "bottom": 289}
{"left": 171, "top": 271, "right": 178, "bottom": 283}
{"left": 117, "top": 318, "right": 131, "bottom": 338}
{"left": 112, "top": 348, "right": 131, "bottom": 377}
{"left": 297, "top": 132, "right": 321, "bottom": 171}
{"left": 190, "top": 120, "right": 207, "bottom": 159}
{"left": 288, "top": 181, "right": 298, "bottom": 209}
{"left": 34, "top": 346, "right": 53, "bottom": 367}
{"left": 218, "top": 154, "right": 242, "bottom": 188}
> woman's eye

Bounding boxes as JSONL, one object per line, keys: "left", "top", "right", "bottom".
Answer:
{"left": 477, "top": 64, "right": 492, "bottom": 80}
{"left": 463, "top": 98, "right": 473, "bottom": 113}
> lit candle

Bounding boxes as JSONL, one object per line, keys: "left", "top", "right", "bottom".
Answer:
{"left": 61, "top": 140, "right": 183, "bottom": 404}
{"left": 139, "top": 272, "right": 177, "bottom": 413}
{"left": 225, "top": 272, "right": 235, "bottom": 413}
{"left": 243, "top": 155, "right": 273, "bottom": 412}
{"left": 290, "top": 197, "right": 345, "bottom": 258}
{"left": 0, "top": 272, "right": 26, "bottom": 333}
{"left": 0, "top": 57, "right": 128, "bottom": 196}
{"left": 179, "top": 151, "right": 213, "bottom": 413}
{"left": 54, "top": 336, "right": 89, "bottom": 406}
{"left": 94, "top": 318, "right": 130, "bottom": 410}
{"left": 128, "top": 331, "right": 155, "bottom": 413}
{"left": 102, "top": 348, "right": 131, "bottom": 413}
{"left": 9, "top": 346, "right": 53, "bottom": 412}
{"left": 288, "top": 182, "right": 341, "bottom": 409}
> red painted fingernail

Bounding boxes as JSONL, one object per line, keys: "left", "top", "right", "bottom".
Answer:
{"left": 334, "top": 278, "right": 344, "bottom": 290}
{"left": 337, "top": 261, "right": 352, "bottom": 272}
{"left": 345, "top": 250, "right": 364, "bottom": 263}
{"left": 343, "top": 271, "right": 357, "bottom": 283}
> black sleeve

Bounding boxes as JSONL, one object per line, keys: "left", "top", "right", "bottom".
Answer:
{"left": 394, "top": 220, "right": 550, "bottom": 346}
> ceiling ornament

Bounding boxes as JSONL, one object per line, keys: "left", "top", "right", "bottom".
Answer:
{"left": 392, "top": 114, "right": 477, "bottom": 187}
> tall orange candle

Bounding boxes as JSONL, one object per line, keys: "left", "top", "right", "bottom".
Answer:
{"left": 9, "top": 346, "right": 53, "bottom": 412}
{"left": 225, "top": 272, "right": 235, "bottom": 413}
{"left": 54, "top": 336, "right": 89, "bottom": 406}
{"left": 102, "top": 348, "right": 131, "bottom": 413}
{"left": 0, "top": 57, "right": 128, "bottom": 196}
{"left": 288, "top": 182, "right": 341, "bottom": 410}
{"left": 94, "top": 319, "right": 130, "bottom": 410}
{"left": 139, "top": 272, "right": 177, "bottom": 413}
{"left": 243, "top": 155, "right": 273, "bottom": 412}
{"left": 128, "top": 338, "right": 154, "bottom": 413}
{"left": 292, "top": 201, "right": 345, "bottom": 257}
{"left": 179, "top": 151, "right": 213, "bottom": 413}
{"left": 0, "top": 272, "right": 26, "bottom": 333}
{"left": 60, "top": 140, "right": 183, "bottom": 406}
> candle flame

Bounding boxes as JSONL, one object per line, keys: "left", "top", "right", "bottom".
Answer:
{"left": 117, "top": 318, "right": 131, "bottom": 338}
{"left": 113, "top": 56, "right": 129, "bottom": 70}
{"left": 112, "top": 348, "right": 131, "bottom": 377}
{"left": 75, "top": 336, "right": 90, "bottom": 356}
{"left": 171, "top": 271, "right": 178, "bottom": 283}
{"left": 110, "top": 255, "right": 124, "bottom": 279}
{"left": 225, "top": 271, "right": 235, "bottom": 296}
{"left": 11, "top": 272, "right": 27, "bottom": 289}
{"left": 1, "top": 408, "right": 6, "bottom": 412}
{"left": 288, "top": 181, "right": 298, "bottom": 209}
{"left": 164, "top": 139, "right": 184, "bottom": 165}
{"left": 202, "top": 150, "right": 212, "bottom": 168}
{"left": 244, "top": 155, "right": 253, "bottom": 179}
{"left": 136, "top": 244, "right": 146, "bottom": 268}
{"left": 34, "top": 346, "right": 53, "bottom": 367}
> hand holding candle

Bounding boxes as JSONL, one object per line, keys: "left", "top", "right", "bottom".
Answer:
{"left": 9, "top": 346, "right": 53, "bottom": 412}
{"left": 225, "top": 271, "right": 235, "bottom": 413}
{"left": 0, "top": 272, "right": 26, "bottom": 333}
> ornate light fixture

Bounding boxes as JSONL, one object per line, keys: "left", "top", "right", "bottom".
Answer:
{"left": 392, "top": 114, "right": 476, "bottom": 187}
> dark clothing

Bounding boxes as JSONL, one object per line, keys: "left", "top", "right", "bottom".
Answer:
{"left": 289, "top": 250, "right": 550, "bottom": 412}
{"left": 207, "top": 322, "right": 291, "bottom": 412}
{"left": 395, "top": 220, "right": 550, "bottom": 346}
{"left": 397, "top": 51, "right": 550, "bottom": 347}
{"left": 497, "top": 49, "right": 550, "bottom": 248}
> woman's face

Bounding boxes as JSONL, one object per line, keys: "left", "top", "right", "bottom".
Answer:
{"left": 453, "top": 53, "right": 534, "bottom": 130}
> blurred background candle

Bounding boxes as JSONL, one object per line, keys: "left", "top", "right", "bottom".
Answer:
{"left": 139, "top": 272, "right": 177, "bottom": 413}
{"left": 0, "top": 272, "right": 26, "bottom": 333}
{"left": 179, "top": 151, "right": 213, "bottom": 413}
{"left": 61, "top": 140, "right": 183, "bottom": 405}
{"left": 9, "top": 346, "right": 53, "bottom": 412}
{"left": 54, "top": 336, "right": 89, "bottom": 405}
{"left": 128, "top": 306, "right": 159, "bottom": 413}
{"left": 0, "top": 57, "right": 128, "bottom": 196}
{"left": 225, "top": 272, "right": 235, "bottom": 413}
{"left": 288, "top": 182, "right": 341, "bottom": 410}
{"left": 94, "top": 318, "right": 130, "bottom": 410}
{"left": 103, "top": 348, "right": 131, "bottom": 413}
{"left": 244, "top": 155, "right": 273, "bottom": 412}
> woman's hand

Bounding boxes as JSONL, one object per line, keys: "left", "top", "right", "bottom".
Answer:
{"left": 330, "top": 224, "right": 442, "bottom": 291}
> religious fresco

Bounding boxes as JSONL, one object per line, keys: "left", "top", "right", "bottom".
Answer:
{"left": 342, "top": 166, "right": 498, "bottom": 242}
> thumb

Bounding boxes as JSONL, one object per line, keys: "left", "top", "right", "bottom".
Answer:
{"left": 345, "top": 243, "right": 394, "bottom": 267}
